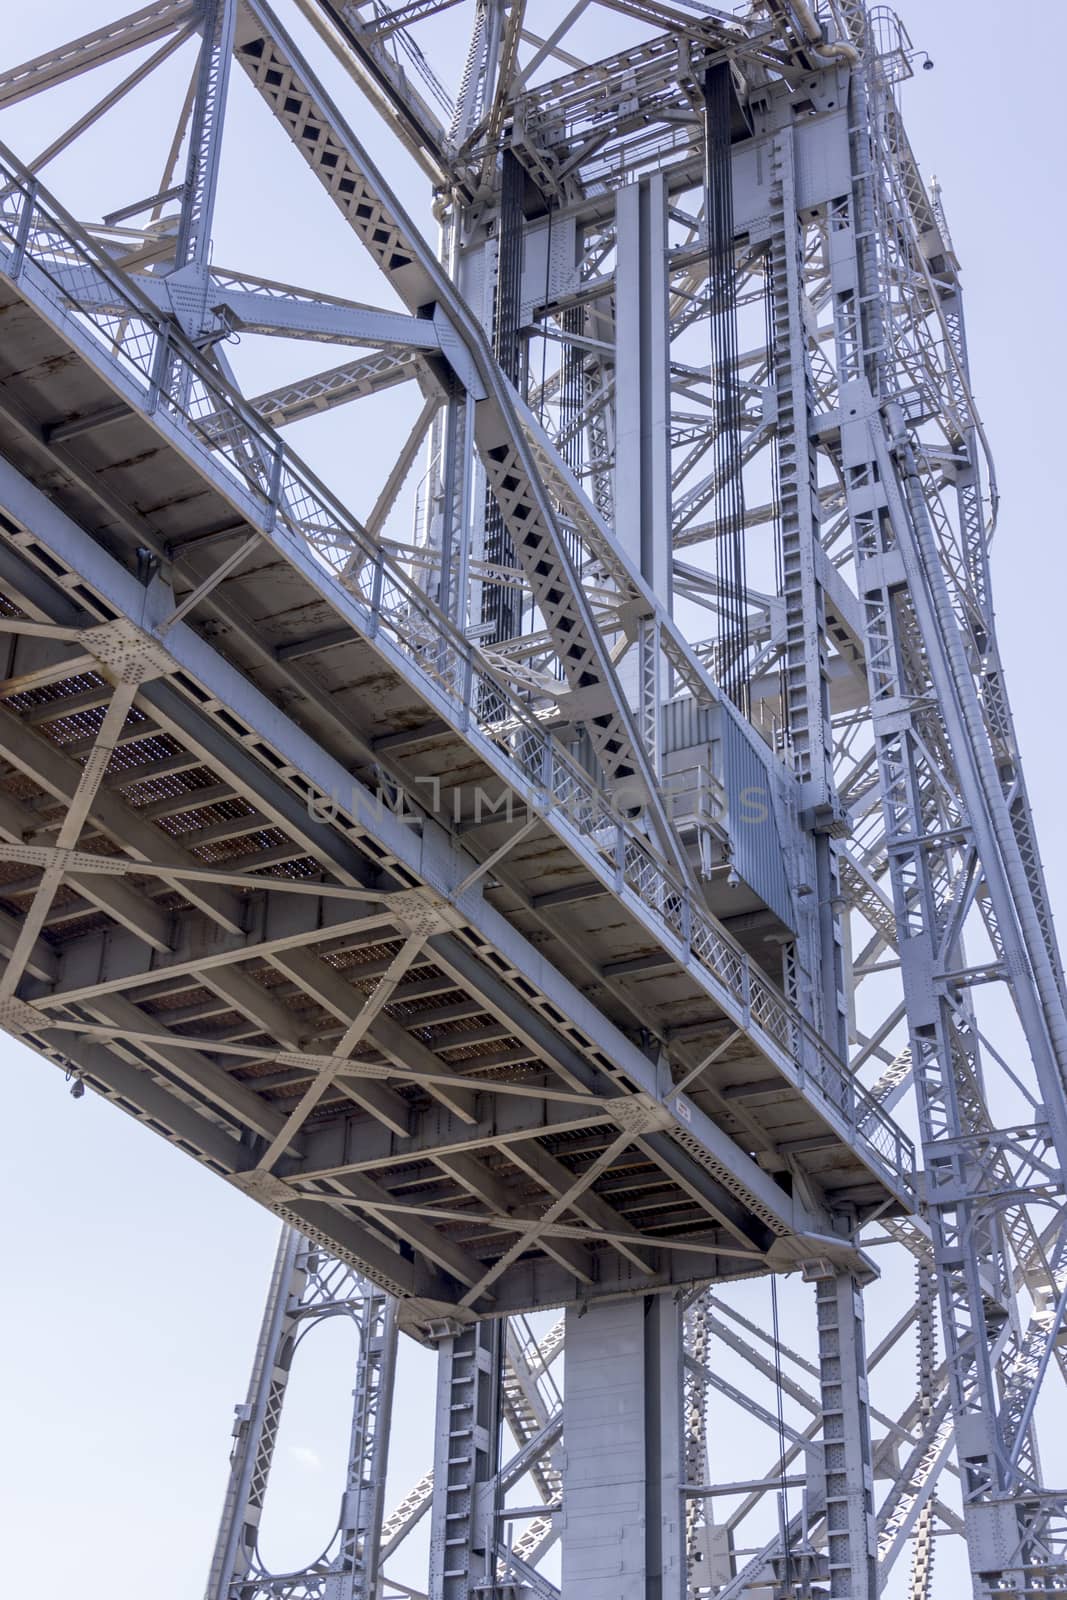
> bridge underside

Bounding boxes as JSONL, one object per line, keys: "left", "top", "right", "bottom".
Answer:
{"left": 0, "top": 259, "right": 907, "bottom": 1330}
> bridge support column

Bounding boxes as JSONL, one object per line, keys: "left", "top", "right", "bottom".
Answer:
{"left": 561, "top": 1295, "right": 685, "bottom": 1600}
{"left": 614, "top": 169, "right": 672, "bottom": 608}
{"left": 815, "top": 1268, "right": 877, "bottom": 1600}
{"left": 429, "top": 1319, "right": 503, "bottom": 1600}
{"left": 204, "top": 1227, "right": 396, "bottom": 1600}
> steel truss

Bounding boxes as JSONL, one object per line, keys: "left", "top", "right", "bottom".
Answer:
{"left": 0, "top": 1, "right": 1064, "bottom": 1595}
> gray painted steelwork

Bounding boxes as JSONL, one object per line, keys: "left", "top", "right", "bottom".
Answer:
{"left": 0, "top": 2, "right": 1063, "bottom": 1595}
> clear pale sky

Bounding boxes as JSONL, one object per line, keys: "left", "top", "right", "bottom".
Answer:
{"left": 0, "top": 4, "right": 1063, "bottom": 1596}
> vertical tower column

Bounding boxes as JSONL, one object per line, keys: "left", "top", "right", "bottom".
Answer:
{"left": 204, "top": 1228, "right": 303, "bottom": 1600}
{"left": 204, "top": 1227, "right": 397, "bottom": 1600}
{"left": 481, "top": 148, "right": 525, "bottom": 643}
{"left": 814, "top": 1269, "right": 877, "bottom": 1600}
{"left": 614, "top": 171, "right": 672, "bottom": 609}
{"left": 703, "top": 60, "right": 750, "bottom": 713}
{"left": 429, "top": 1319, "right": 504, "bottom": 1599}
{"left": 615, "top": 172, "right": 671, "bottom": 771}
{"left": 342, "top": 1288, "right": 398, "bottom": 1589}
{"left": 562, "top": 1295, "right": 685, "bottom": 1600}
{"left": 766, "top": 108, "right": 847, "bottom": 1058}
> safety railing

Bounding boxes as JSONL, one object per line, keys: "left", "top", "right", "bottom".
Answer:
{"left": 0, "top": 144, "right": 914, "bottom": 1195}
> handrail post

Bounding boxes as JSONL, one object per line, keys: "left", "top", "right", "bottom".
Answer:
{"left": 10, "top": 177, "right": 37, "bottom": 276}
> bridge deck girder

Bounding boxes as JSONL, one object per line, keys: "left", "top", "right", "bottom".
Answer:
{"left": 0, "top": 201, "right": 910, "bottom": 1326}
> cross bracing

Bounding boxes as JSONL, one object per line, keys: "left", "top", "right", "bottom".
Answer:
{"left": 0, "top": 2, "right": 1064, "bottom": 1597}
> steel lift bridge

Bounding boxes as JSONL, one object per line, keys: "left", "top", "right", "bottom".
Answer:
{"left": 0, "top": 0, "right": 1064, "bottom": 1594}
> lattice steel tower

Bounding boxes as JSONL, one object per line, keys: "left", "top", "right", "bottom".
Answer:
{"left": 0, "top": 1, "right": 1063, "bottom": 1595}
